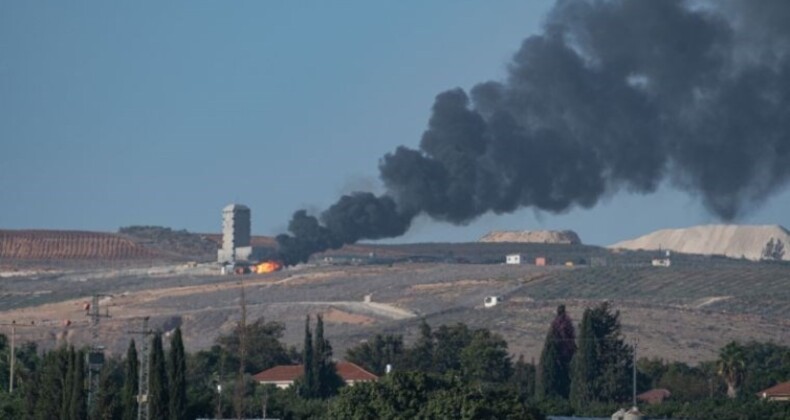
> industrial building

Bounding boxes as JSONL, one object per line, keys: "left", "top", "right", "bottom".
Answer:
{"left": 216, "top": 203, "right": 266, "bottom": 264}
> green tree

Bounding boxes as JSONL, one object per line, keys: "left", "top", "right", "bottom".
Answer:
{"left": 169, "top": 328, "right": 187, "bottom": 420}
{"left": 313, "top": 314, "right": 343, "bottom": 398}
{"left": 69, "top": 349, "right": 87, "bottom": 420}
{"left": 149, "top": 333, "right": 170, "bottom": 419}
{"left": 432, "top": 323, "right": 473, "bottom": 374}
{"left": 537, "top": 305, "right": 575, "bottom": 399}
{"left": 570, "top": 303, "right": 632, "bottom": 408}
{"left": 345, "top": 334, "right": 405, "bottom": 375}
{"left": 91, "top": 358, "right": 123, "bottom": 420}
{"left": 328, "top": 371, "right": 545, "bottom": 420}
{"left": 121, "top": 340, "right": 139, "bottom": 420}
{"left": 460, "top": 329, "right": 512, "bottom": 384}
{"left": 216, "top": 317, "right": 290, "bottom": 374}
{"left": 510, "top": 355, "right": 536, "bottom": 401}
{"left": 405, "top": 319, "right": 434, "bottom": 373}
{"left": 61, "top": 347, "right": 76, "bottom": 420}
{"left": 570, "top": 310, "right": 598, "bottom": 408}
{"left": 761, "top": 238, "right": 785, "bottom": 261}
{"left": 717, "top": 341, "right": 746, "bottom": 398}
{"left": 300, "top": 315, "right": 316, "bottom": 398}
{"left": 33, "top": 347, "right": 69, "bottom": 420}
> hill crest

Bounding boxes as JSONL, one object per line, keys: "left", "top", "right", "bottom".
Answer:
{"left": 479, "top": 230, "right": 582, "bottom": 244}
{"left": 610, "top": 224, "right": 789, "bottom": 261}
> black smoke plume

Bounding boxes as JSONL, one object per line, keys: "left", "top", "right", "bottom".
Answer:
{"left": 277, "top": 0, "right": 790, "bottom": 265}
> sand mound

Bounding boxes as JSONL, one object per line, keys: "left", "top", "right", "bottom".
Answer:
{"left": 480, "top": 230, "right": 582, "bottom": 244}
{"left": 609, "top": 224, "right": 790, "bottom": 261}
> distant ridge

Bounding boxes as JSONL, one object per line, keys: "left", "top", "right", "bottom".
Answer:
{"left": 0, "top": 229, "right": 165, "bottom": 260}
{"left": 480, "top": 230, "right": 582, "bottom": 245}
{"left": 610, "top": 224, "right": 790, "bottom": 261}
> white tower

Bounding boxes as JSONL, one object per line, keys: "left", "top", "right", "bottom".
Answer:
{"left": 218, "top": 204, "right": 253, "bottom": 263}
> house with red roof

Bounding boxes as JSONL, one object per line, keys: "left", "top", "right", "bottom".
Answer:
{"left": 252, "top": 361, "right": 378, "bottom": 389}
{"left": 637, "top": 388, "right": 671, "bottom": 405}
{"left": 758, "top": 381, "right": 790, "bottom": 401}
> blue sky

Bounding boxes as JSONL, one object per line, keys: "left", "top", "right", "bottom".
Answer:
{"left": 2, "top": 1, "right": 789, "bottom": 246}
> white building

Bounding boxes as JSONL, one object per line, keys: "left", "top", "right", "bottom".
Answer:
{"left": 217, "top": 203, "right": 266, "bottom": 264}
{"left": 505, "top": 254, "right": 524, "bottom": 265}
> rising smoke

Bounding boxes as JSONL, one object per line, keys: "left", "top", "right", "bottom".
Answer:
{"left": 276, "top": 0, "right": 790, "bottom": 265}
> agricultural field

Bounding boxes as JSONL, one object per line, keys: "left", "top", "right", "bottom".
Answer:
{"left": 0, "top": 230, "right": 166, "bottom": 261}
{"left": 0, "top": 250, "right": 787, "bottom": 366}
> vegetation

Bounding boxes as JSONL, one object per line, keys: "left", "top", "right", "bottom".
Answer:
{"left": 762, "top": 237, "right": 786, "bottom": 261}
{"left": 537, "top": 304, "right": 575, "bottom": 399}
{"left": 0, "top": 305, "right": 788, "bottom": 419}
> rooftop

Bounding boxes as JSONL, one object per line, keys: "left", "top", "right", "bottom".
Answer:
{"left": 253, "top": 361, "right": 377, "bottom": 383}
{"left": 759, "top": 381, "right": 790, "bottom": 397}
{"left": 223, "top": 203, "right": 250, "bottom": 212}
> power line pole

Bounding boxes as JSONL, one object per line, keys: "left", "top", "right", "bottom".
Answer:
{"left": 128, "top": 317, "right": 153, "bottom": 420}
{"left": 1, "top": 320, "right": 34, "bottom": 393}
{"left": 234, "top": 278, "right": 247, "bottom": 419}
{"left": 632, "top": 338, "right": 638, "bottom": 409}
{"left": 85, "top": 294, "right": 111, "bottom": 411}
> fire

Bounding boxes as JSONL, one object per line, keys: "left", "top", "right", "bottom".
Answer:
{"left": 255, "top": 260, "right": 283, "bottom": 274}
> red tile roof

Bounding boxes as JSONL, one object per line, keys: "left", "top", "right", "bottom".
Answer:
{"left": 253, "top": 361, "right": 377, "bottom": 383}
{"left": 759, "top": 381, "right": 790, "bottom": 397}
{"left": 335, "top": 361, "right": 378, "bottom": 381}
{"left": 253, "top": 365, "right": 303, "bottom": 382}
{"left": 637, "top": 388, "right": 671, "bottom": 404}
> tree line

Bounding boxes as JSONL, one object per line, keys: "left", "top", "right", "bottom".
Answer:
{"left": 0, "top": 303, "right": 788, "bottom": 419}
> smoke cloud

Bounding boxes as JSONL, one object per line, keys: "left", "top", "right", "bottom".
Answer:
{"left": 276, "top": 0, "right": 790, "bottom": 265}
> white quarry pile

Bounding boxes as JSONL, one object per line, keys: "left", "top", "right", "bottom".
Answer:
{"left": 480, "top": 230, "right": 582, "bottom": 245}
{"left": 609, "top": 224, "right": 790, "bottom": 261}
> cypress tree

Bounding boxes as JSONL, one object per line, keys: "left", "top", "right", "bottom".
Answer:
{"left": 313, "top": 314, "right": 342, "bottom": 398}
{"left": 61, "top": 346, "right": 75, "bottom": 420}
{"left": 570, "top": 308, "right": 598, "bottom": 409}
{"left": 510, "top": 355, "right": 536, "bottom": 400}
{"left": 92, "top": 360, "right": 123, "bottom": 420}
{"left": 34, "top": 347, "right": 69, "bottom": 420}
{"left": 168, "top": 328, "right": 187, "bottom": 420}
{"left": 121, "top": 340, "right": 139, "bottom": 420}
{"left": 408, "top": 319, "right": 434, "bottom": 372}
{"left": 148, "top": 333, "right": 170, "bottom": 420}
{"left": 537, "top": 332, "right": 562, "bottom": 399}
{"left": 570, "top": 303, "right": 631, "bottom": 408}
{"left": 537, "top": 305, "right": 575, "bottom": 399}
{"left": 70, "top": 349, "right": 87, "bottom": 420}
{"left": 301, "top": 315, "right": 315, "bottom": 397}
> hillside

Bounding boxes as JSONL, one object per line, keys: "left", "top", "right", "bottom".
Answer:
{"left": 0, "top": 228, "right": 222, "bottom": 263}
{"left": 480, "top": 230, "right": 582, "bottom": 244}
{"left": 610, "top": 224, "right": 790, "bottom": 261}
{"left": 0, "top": 230, "right": 167, "bottom": 261}
{"left": 0, "top": 256, "right": 787, "bottom": 365}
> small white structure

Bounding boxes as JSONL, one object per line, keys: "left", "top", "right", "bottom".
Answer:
{"left": 484, "top": 296, "right": 502, "bottom": 308}
{"left": 651, "top": 258, "right": 671, "bottom": 267}
{"left": 505, "top": 254, "right": 524, "bottom": 265}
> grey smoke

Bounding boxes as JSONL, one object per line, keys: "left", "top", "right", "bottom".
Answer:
{"left": 277, "top": 0, "right": 790, "bottom": 264}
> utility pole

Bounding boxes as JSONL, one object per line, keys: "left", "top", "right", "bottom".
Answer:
{"left": 234, "top": 278, "right": 247, "bottom": 419}
{"left": 128, "top": 317, "right": 153, "bottom": 420}
{"left": 1, "top": 320, "right": 36, "bottom": 393}
{"left": 632, "top": 339, "right": 638, "bottom": 409}
{"left": 85, "top": 294, "right": 112, "bottom": 411}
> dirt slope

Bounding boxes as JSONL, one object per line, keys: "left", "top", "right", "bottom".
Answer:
{"left": 480, "top": 230, "right": 582, "bottom": 245}
{"left": 610, "top": 224, "right": 790, "bottom": 261}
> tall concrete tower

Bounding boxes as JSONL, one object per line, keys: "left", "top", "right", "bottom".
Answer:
{"left": 218, "top": 203, "right": 257, "bottom": 263}
{"left": 222, "top": 204, "right": 251, "bottom": 251}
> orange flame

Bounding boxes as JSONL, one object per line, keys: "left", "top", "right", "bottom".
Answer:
{"left": 256, "top": 260, "right": 283, "bottom": 274}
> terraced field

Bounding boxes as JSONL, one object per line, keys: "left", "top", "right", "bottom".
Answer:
{"left": 0, "top": 230, "right": 167, "bottom": 260}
